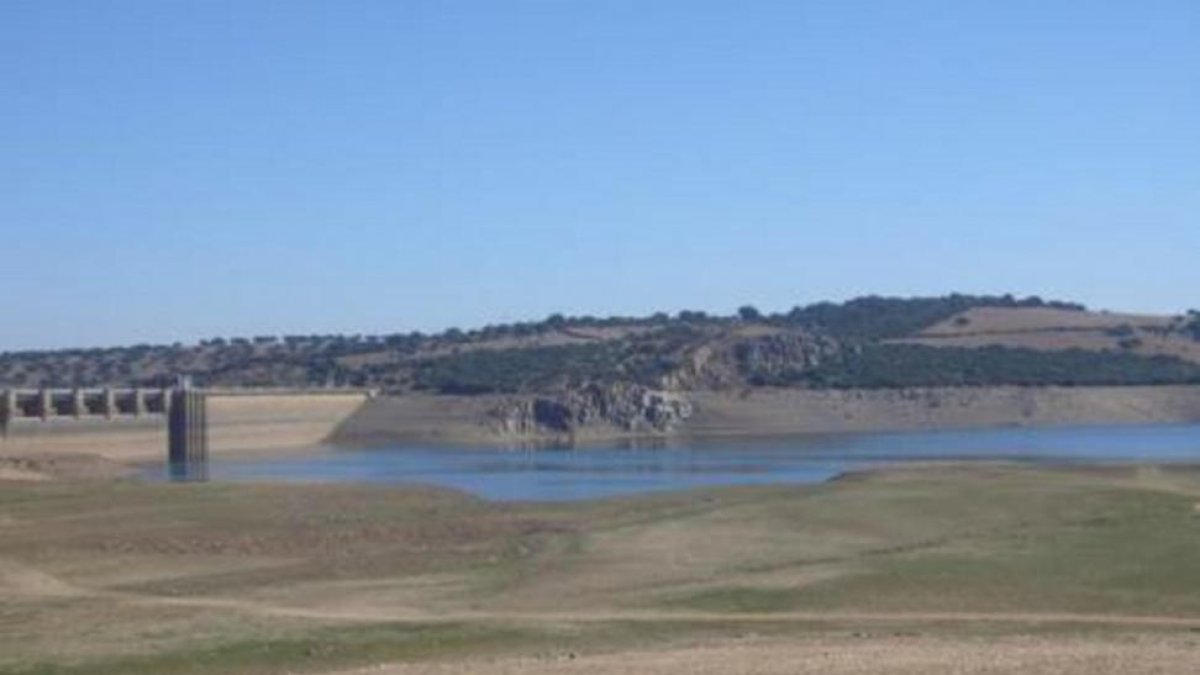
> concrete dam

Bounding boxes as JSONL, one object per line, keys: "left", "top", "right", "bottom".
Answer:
{"left": 0, "top": 387, "right": 373, "bottom": 463}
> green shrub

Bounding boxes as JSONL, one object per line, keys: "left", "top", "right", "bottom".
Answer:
{"left": 759, "top": 344, "right": 1200, "bottom": 389}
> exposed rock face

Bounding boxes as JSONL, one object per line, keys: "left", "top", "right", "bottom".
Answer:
{"left": 662, "top": 328, "right": 840, "bottom": 391}
{"left": 489, "top": 383, "right": 693, "bottom": 439}
{"left": 732, "top": 332, "right": 840, "bottom": 384}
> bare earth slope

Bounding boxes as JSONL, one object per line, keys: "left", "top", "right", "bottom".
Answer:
{"left": 899, "top": 307, "right": 1200, "bottom": 364}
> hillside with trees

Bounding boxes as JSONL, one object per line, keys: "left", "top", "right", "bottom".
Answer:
{"left": 2, "top": 294, "right": 1199, "bottom": 393}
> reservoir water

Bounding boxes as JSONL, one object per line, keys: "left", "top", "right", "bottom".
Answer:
{"left": 154, "top": 422, "right": 1200, "bottom": 501}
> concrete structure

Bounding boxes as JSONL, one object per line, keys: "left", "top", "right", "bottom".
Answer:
{"left": 0, "top": 387, "right": 371, "bottom": 427}
{"left": 168, "top": 388, "right": 208, "bottom": 481}
{"left": 38, "top": 389, "right": 53, "bottom": 420}
{"left": 1, "top": 389, "right": 14, "bottom": 436}
{"left": 0, "top": 386, "right": 373, "bottom": 470}
{"left": 0, "top": 388, "right": 171, "bottom": 427}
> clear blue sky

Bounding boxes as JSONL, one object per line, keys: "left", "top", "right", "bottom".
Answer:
{"left": 3, "top": 1, "right": 1197, "bottom": 350}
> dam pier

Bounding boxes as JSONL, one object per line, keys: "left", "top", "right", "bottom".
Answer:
{"left": 1, "top": 386, "right": 374, "bottom": 479}
{"left": 167, "top": 386, "right": 209, "bottom": 481}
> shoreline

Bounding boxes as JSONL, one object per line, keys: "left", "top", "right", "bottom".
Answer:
{"left": 4, "top": 383, "right": 1200, "bottom": 463}
{"left": 325, "top": 416, "right": 1200, "bottom": 453}
{"left": 329, "top": 384, "right": 1200, "bottom": 448}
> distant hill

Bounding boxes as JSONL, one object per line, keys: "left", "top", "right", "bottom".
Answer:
{"left": 3, "top": 295, "right": 1199, "bottom": 393}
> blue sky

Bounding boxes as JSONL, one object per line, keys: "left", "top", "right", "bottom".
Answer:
{"left": 3, "top": 1, "right": 1197, "bottom": 350}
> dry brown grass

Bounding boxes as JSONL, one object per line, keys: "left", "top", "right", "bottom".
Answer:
{"left": 900, "top": 307, "right": 1200, "bottom": 365}
{"left": 920, "top": 307, "right": 1171, "bottom": 335}
{"left": 4, "top": 464, "right": 1200, "bottom": 673}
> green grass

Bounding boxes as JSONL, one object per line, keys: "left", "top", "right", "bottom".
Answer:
{"left": 759, "top": 484, "right": 1200, "bottom": 616}
{"left": 0, "top": 623, "right": 536, "bottom": 675}
{"left": 664, "top": 587, "right": 804, "bottom": 613}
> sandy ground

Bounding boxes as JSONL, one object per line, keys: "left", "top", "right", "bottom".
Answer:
{"left": 0, "top": 454, "right": 129, "bottom": 481}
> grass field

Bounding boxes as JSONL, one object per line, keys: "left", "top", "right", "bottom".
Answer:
{"left": 2, "top": 464, "right": 1200, "bottom": 673}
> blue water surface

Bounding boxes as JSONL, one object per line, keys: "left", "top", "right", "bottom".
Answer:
{"left": 153, "top": 423, "right": 1200, "bottom": 501}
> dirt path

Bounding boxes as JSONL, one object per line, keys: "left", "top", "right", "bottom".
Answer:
{"left": 104, "top": 594, "right": 1200, "bottom": 630}
{"left": 328, "top": 634, "right": 1200, "bottom": 675}
{"left": 0, "top": 558, "right": 82, "bottom": 598}
{"left": 8, "top": 556, "right": 1199, "bottom": 630}
{"left": 9, "top": 560, "right": 1199, "bottom": 675}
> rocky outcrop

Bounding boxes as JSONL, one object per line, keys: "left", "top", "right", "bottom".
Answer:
{"left": 489, "top": 383, "right": 693, "bottom": 439}
{"left": 662, "top": 329, "right": 839, "bottom": 391}
{"left": 732, "top": 332, "right": 841, "bottom": 383}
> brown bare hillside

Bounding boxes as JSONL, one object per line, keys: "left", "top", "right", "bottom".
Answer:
{"left": 921, "top": 307, "right": 1170, "bottom": 335}
{"left": 896, "top": 307, "right": 1200, "bottom": 364}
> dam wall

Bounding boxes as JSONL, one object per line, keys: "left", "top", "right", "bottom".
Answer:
{"left": 205, "top": 393, "right": 370, "bottom": 455}
{"left": 0, "top": 391, "right": 370, "bottom": 461}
